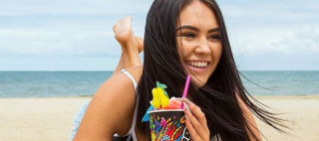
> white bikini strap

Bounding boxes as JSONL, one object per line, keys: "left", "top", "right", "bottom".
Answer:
{"left": 121, "top": 68, "right": 139, "bottom": 141}
{"left": 121, "top": 69, "right": 138, "bottom": 90}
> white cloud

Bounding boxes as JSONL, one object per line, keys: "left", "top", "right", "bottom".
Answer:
{"left": 219, "top": 0, "right": 319, "bottom": 57}
{"left": 270, "top": 26, "right": 319, "bottom": 54}
{"left": 0, "top": 26, "right": 117, "bottom": 57}
{"left": 0, "top": 0, "right": 152, "bottom": 16}
{"left": 229, "top": 25, "right": 319, "bottom": 55}
{"left": 219, "top": 0, "right": 319, "bottom": 28}
{"left": 0, "top": 15, "right": 146, "bottom": 57}
{"left": 0, "top": 0, "right": 318, "bottom": 70}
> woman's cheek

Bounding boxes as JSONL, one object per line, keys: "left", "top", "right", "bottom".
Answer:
{"left": 180, "top": 39, "right": 197, "bottom": 53}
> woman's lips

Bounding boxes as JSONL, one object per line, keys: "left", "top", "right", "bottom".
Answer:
{"left": 186, "top": 63, "right": 209, "bottom": 73}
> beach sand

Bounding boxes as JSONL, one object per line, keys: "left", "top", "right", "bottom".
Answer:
{"left": 0, "top": 96, "right": 318, "bottom": 141}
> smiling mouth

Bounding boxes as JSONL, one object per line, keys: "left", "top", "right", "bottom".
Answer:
{"left": 186, "top": 61, "right": 210, "bottom": 68}
{"left": 184, "top": 61, "right": 211, "bottom": 73}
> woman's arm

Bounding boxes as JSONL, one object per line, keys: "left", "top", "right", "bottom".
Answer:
{"left": 73, "top": 66, "right": 142, "bottom": 141}
{"left": 235, "top": 93, "right": 263, "bottom": 141}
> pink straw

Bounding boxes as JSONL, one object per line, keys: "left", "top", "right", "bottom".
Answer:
{"left": 181, "top": 75, "right": 191, "bottom": 109}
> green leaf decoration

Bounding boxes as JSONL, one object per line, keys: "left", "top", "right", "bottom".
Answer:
{"left": 156, "top": 81, "right": 167, "bottom": 89}
{"left": 156, "top": 81, "right": 169, "bottom": 97}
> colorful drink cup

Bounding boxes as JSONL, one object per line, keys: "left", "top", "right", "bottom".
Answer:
{"left": 148, "top": 109, "right": 190, "bottom": 141}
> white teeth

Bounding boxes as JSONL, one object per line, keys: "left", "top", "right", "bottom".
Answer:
{"left": 187, "top": 61, "right": 208, "bottom": 68}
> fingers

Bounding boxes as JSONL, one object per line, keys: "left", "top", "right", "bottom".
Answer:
{"left": 177, "top": 98, "right": 210, "bottom": 141}
{"left": 185, "top": 118, "right": 202, "bottom": 141}
{"left": 184, "top": 106, "right": 208, "bottom": 140}
{"left": 179, "top": 98, "right": 209, "bottom": 132}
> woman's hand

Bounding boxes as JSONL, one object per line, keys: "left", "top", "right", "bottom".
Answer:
{"left": 178, "top": 98, "right": 210, "bottom": 141}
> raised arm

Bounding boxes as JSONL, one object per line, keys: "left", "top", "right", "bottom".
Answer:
{"left": 73, "top": 66, "right": 142, "bottom": 141}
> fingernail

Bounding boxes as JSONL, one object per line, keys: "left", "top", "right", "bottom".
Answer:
{"left": 184, "top": 102, "right": 190, "bottom": 112}
{"left": 185, "top": 115, "right": 190, "bottom": 121}
{"left": 177, "top": 98, "right": 186, "bottom": 101}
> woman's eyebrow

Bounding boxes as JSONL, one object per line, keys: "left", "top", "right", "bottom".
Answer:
{"left": 176, "top": 25, "right": 220, "bottom": 33}
{"left": 176, "top": 25, "right": 199, "bottom": 31}
{"left": 208, "top": 28, "right": 220, "bottom": 33}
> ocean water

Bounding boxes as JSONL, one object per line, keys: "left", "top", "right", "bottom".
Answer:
{"left": 0, "top": 71, "right": 318, "bottom": 98}
{"left": 241, "top": 71, "right": 319, "bottom": 95}
{"left": 0, "top": 71, "right": 111, "bottom": 98}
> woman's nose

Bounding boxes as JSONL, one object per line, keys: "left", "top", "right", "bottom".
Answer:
{"left": 194, "top": 38, "right": 211, "bottom": 55}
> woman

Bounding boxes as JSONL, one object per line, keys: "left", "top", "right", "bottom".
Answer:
{"left": 73, "top": 0, "right": 285, "bottom": 140}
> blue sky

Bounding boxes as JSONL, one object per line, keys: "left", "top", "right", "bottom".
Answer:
{"left": 0, "top": 0, "right": 318, "bottom": 71}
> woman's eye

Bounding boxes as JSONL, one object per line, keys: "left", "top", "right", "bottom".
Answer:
{"left": 209, "top": 35, "right": 221, "bottom": 40}
{"left": 182, "top": 33, "right": 195, "bottom": 38}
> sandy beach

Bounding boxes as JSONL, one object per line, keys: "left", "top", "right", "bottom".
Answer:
{"left": 0, "top": 96, "right": 318, "bottom": 141}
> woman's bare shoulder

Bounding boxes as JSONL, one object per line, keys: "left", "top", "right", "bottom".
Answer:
{"left": 73, "top": 66, "right": 143, "bottom": 140}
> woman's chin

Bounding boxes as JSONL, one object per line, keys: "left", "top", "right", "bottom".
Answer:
{"left": 191, "top": 77, "right": 208, "bottom": 88}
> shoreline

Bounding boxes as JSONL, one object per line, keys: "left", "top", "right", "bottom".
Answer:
{"left": 0, "top": 96, "right": 318, "bottom": 140}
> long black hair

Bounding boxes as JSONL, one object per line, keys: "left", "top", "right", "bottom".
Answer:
{"left": 136, "top": 0, "right": 286, "bottom": 140}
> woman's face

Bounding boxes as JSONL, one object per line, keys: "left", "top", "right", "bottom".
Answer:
{"left": 176, "top": 1, "right": 222, "bottom": 87}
